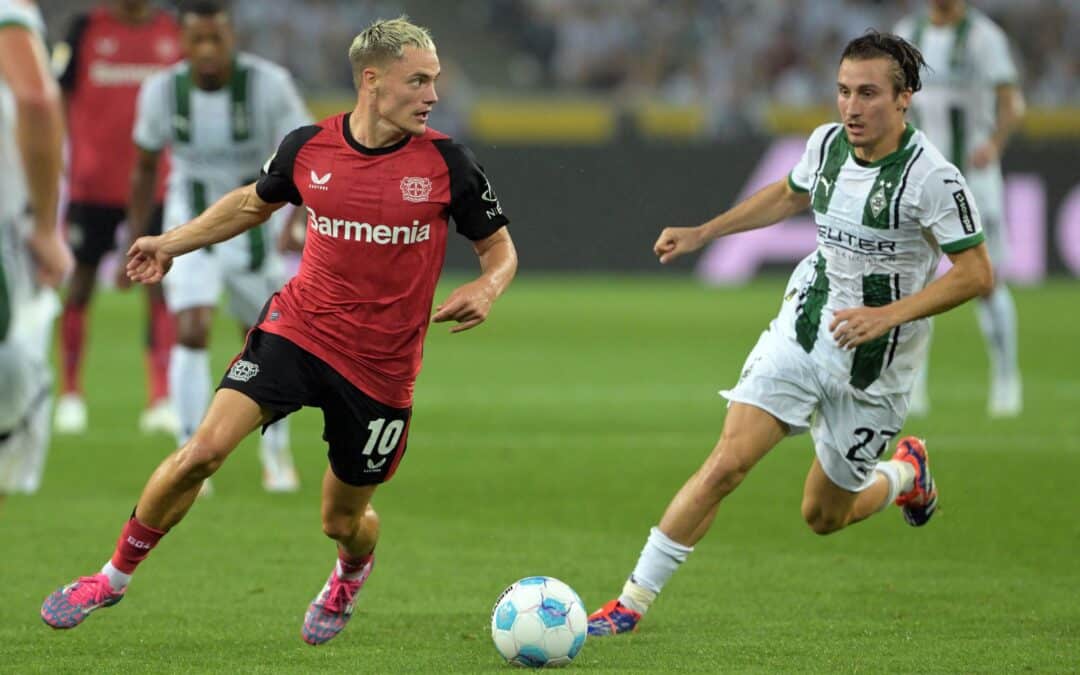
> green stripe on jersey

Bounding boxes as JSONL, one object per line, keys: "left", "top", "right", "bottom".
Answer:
{"left": 949, "top": 106, "right": 966, "bottom": 171}
{"left": 812, "top": 131, "right": 848, "bottom": 214}
{"left": 795, "top": 253, "right": 829, "bottom": 353}
{"left": 0, "top": 246, "right": 10, "bottom": 341}
{"left": 173, "top": 71, "right": 192, "bottom": 142}
{"left": 941, "top": 231, "right": 985, "bottom": 253}
{"left": 230, "top": 64, "right": 251, "bottom": 142}
{"left": 246, "top": 227, "right": 265, "bottom": 272}
{"left": 849, "top": 274, "right": 895, "bottom": 390}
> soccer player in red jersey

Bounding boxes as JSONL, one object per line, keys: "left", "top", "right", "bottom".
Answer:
{"left": 52, "top": 0, "right": 181, "bottom": 435}
{"left": 41, "top": 16, "right": 518, "bottom": 645}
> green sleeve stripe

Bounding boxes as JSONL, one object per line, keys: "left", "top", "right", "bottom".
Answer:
{"left": 941, "top": 231, "right": 985, "bottom": 253}
{"left": 788, "top": 173, "right": 809, "bottom": 193}
{"left": 0, "top": 19, "right": 35, "bottom": 31}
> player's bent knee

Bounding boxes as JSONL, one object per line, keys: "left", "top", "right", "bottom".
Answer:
{"left": 801, "top": 503, "right": 846, "bottom": 535}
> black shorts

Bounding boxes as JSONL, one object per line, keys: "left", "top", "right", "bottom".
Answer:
{"left": 65, "top": 202, "right": 164, "bottom": 265}
{"left": 217, "top": 328, "right": 412, "bottom": 486}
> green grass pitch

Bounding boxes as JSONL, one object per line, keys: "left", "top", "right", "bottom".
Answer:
{"left": 2, "top": 276, "right": 1078, "bottom": 672}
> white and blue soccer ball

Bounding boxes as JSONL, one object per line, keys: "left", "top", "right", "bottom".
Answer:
{"left": 491, "top": 576, "right": 587, "bottom": 668}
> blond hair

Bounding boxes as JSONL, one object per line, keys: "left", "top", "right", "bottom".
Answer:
{"left": 348, "top": 16, "right": 436, "bottom": 88}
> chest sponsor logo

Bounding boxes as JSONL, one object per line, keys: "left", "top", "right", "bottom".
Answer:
{"left": 400, "top": 176, "right": 432, "bottom": 203}
{"left": 817, "top": 225, "right": 897, "bottom": 254}
{"left": 305, "top": 206, "right": 432, "bottom": 245}
{"left": 309, "top": 170, "right": 332, "bottom": 191}
{"left": 89, "top": 61, "right": 167, "bottom": 86}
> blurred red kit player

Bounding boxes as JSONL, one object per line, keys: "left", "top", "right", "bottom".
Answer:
{"left": 52, "top": 1, "right": 180, "bottom": 435}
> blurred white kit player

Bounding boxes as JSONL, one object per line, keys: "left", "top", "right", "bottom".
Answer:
{"left": 133, "top": 49, "right": 311, "bottom": 491}
{"left": 0, "top": 0, "right": 61, "bottom": 496}
{"left": 896, "top": 2, "right": 1025, "bottom": 417}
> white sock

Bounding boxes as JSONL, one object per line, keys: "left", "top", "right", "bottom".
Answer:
{"left": 976, "top": 286, "right": 1019, "bottom": 382}
{"left": 335, "top": 556, "right": 370, "bottom": 581}
{"left": 874, "top": 459, "right": 916, "bottom": 510}
{"left": 259, "top": 418, "right": 293, "bottom": 470}
{"left": 101, "top": 561, "right": 132, "bottom": 591}
{"left": 169, "top": 346, "right": 210, "bottom": 447}
{"left": 618, "top": 526, "right": 693, "bottom": 613}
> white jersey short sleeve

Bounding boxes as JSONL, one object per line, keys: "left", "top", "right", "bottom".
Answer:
{"left": 917, "top": 166, "right": 984, "bottom": 254}
{"left": 132, "top": 71, "right": 171, "bottom": 151}
{"left": 788, "top": 123, "right": 842, "bottom": 194}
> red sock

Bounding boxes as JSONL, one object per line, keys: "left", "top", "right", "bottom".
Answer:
{"left": 110, "top": 517, "right": 167, "bottom": 574}
{"left": 337, "top": 548, "right": 373, "bottom": 578}
{"left": 145, "top": 298, "right": 175, "bottom": 404}
{"left": 60, "top": 303, "right": 87, "bottom": 395}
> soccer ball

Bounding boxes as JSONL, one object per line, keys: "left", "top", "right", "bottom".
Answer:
{"left": 490, "top": 576, "right": 587, "bottom": 668}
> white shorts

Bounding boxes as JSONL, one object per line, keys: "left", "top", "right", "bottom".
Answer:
{"left": 163, "top": 247, "right": 284, "bottom": 327}
{"left": 721, "top": 327, "right": 908, "bottom": 492}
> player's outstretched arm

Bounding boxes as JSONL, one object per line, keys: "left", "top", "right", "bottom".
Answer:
{"left": 654, "top": 178, "right": 810, "bottom": 264}
{"left": 432, "top": 227, "right": 518, "bottom": 333}
{"left": 831, "top": 244, "right": 994, "bottom": 349}
{"left": 118, "top": 146, "right": 162, "bottom": 288}
{"left": 0, "top": 23, "right": 71, "bottom": 287}
{"left": 126, "top": 183, "right": 282, "bottom": 284}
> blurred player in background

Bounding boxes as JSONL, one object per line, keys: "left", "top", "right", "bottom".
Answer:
{"left": 897, "top": 0, "right": 1026, "bottom": 418}
{"left": 41, "top": 16, "right": 518, "bottom": 646}
{"left": 51, "top": 0, "right": 181, "bottom": 436}
{"left": 0, "top": 0, "right": 72, "bottom": 500}
{"left": 126, "top": 0, "right": 311, "bottom": 493}
{"left": 588, "top": 32, "right": 993, "bottom": 636}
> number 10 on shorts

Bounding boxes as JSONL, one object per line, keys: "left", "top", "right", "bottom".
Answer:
{"left": 361, "top": 418, "right": 405, "bottom": 469}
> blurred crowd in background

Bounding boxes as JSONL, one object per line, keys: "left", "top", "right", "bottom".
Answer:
{"left": 41, "top": 0, "right": 1079, "bottom": 138}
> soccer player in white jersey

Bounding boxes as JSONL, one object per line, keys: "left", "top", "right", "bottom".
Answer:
{"left": 896, "top": 0, "right": 1026, "bottom": 418}
{"left": 587, "top": 31, "right": 995, "bottom": 637}
{"left": 0, "top": 0, "right": 72, "bottom": 500}
{"left": 127, "top": 0, "right": 311, "bottom": 493}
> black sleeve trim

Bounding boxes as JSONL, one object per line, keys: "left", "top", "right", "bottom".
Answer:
{"left": 432, "top": 139, "right": 509, "bottom": 241}
{"left": 56, "top": 13, "right": 90, "bottom": 92}
{"left": 255, "top": 124, "right": 322, "bottom": 205}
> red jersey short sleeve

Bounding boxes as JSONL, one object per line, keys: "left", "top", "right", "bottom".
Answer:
{"left": 254, "top": 114, "right": 510, "bottom": 407}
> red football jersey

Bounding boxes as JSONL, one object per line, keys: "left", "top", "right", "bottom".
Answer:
{"left": 254, "top": 114, "right": 509, "bottom": 407}
{"left": 58, "top": 7, "right": 179, "bottom": 205}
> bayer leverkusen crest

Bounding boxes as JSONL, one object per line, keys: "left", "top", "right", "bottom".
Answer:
{"left": 400, "top": 176, "right": 432, "bottom": 203}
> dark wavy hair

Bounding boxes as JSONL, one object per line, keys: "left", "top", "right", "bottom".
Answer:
{"left": 178, "top": 0, "right": 229, "bottom": 19}
{"left": 841, "top": 30, "right": 928, "bottom": 95}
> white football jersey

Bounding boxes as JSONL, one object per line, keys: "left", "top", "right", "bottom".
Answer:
{"left": 895, "top": 9, "right": 1018, "bottom": 181}
{"left": 133, "top": 51, "right": 310, "bottom": 269}
{"left": 0, "top": 0, "right": 46, "bottom": 225}
{"left": 784, "top": 123, "right": 984, "bottom": 395}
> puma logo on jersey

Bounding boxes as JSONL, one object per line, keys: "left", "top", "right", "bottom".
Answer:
{"left": 309, "top": 171, "right": 332, "bottom": 190}
{"left": 305, "top": 206, "right": 431, "bottom": 245}
{"left": 943, "top": 178, "right": 962, "bottom": 186}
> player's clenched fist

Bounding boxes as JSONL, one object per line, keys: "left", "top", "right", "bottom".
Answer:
{"left": 654, "top": 226, "right": 706, "bottom": 264}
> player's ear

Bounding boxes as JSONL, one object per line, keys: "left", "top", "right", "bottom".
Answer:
{"left": 897, "top": 88, "right": 912, "bottom": 112}
{"left": 361, "top": 66, "right": 380, "bottom": 93}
